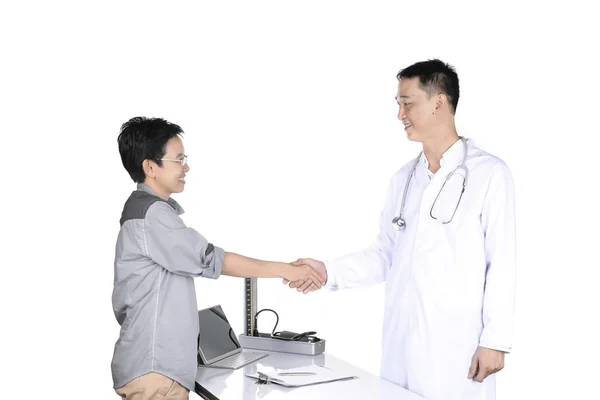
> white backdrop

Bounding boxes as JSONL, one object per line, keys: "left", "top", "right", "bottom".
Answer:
{"left": 1, "top": 1, "right": 598, "bottom": 399}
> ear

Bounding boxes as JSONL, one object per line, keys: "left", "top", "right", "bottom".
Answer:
{"left": 434, "top": 94, "right": 446, "bottom": 114}
{"left": 143, "top": 159, "right": 157, "bottom": 179}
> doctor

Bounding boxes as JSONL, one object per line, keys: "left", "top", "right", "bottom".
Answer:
{"left": 287, "top": 59, "right": 516, "bottom": 400}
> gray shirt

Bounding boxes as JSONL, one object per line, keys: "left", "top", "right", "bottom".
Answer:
{"left": 111, "top": 183, "right": 225, "bottom": 391}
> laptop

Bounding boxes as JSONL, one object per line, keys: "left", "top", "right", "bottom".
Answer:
{"left": 197, "top": 305, "right": 268, "bottom": 369}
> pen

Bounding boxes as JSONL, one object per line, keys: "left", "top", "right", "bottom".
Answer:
{"left": 277, "top": 372, "right": 316, "bottom": 376}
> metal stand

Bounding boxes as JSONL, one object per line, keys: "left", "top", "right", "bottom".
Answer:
{"left": 244, "top": 278, "right": 257, "bottom": 336}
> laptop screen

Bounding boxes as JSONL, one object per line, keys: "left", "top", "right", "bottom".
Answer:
{"left": 197, "top": 305, "right": 241, "bottom": 363}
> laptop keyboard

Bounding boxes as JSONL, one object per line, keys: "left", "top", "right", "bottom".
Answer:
{"left": 210, "top": 351, "right": 267, "bottom": 369}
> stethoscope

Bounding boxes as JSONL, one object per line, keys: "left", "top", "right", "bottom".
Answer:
{"left": 392, "top": 136, "right": 469, "bottom": 230}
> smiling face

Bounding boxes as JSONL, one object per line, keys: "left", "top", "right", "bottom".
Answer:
{"left": 143, "top": 136, "right": 190, "bottom": 200}
{"left": 396, "top": 77, "right": 442, "bottom": 143}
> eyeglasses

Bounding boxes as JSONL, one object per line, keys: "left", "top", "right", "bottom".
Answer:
{"left": 159, "top": 155, "right": 187, "bottom": 167}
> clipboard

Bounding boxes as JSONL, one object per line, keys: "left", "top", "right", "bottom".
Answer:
{"left": 245, "top": 364, "right": 358, "bottom": 387}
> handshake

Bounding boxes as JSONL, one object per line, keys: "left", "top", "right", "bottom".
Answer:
{"left": 282, "top": 258, "right": 328, "bottom": 294}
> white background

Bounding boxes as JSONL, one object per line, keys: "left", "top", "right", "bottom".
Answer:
{"left": 1, "top": 1, "right": 598, "bottom": 399}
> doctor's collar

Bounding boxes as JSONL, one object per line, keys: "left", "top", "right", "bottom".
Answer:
{"left": 421, "top": 136, "right": 467, "bottom": 168}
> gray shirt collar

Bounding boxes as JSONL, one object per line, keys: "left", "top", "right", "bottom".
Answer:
{"left": 137, "top": 183, "right": 185, "bottom": 215}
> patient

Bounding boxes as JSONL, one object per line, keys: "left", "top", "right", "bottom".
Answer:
{"left": 111, "top": 116, "right": 324, "bottom": 400}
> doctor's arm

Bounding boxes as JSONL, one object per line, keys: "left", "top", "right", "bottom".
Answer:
{"left": 469, "top": 162, "right": 517, "bottom": 382}
{"left": 288, "top": 179, "right": 397, "bottom": 292}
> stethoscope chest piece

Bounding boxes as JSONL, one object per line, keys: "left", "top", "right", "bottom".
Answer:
{"left": 392, "top": 216, "right": 406, "bottom": 230}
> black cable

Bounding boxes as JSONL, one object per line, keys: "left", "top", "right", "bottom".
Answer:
{"left": 253, "top": 308, "right": 279, "bottom": 337}
{"left": 254, "top": 308, "right": 320, "bottom": 342}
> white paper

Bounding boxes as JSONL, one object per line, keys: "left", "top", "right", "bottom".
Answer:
{"left": 246, "top": 364, "right": 358, "bottom": 387}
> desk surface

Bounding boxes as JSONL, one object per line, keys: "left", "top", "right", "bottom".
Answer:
{"left": 195, "top": 350, "right": 424, "bottom": 400}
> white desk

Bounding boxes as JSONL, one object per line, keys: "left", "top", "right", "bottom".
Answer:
{"left": 195, "top": 351, "right": 425, "bottom": 400}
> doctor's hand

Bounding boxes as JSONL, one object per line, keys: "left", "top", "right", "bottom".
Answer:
{"left": 281, "top": 262, "right": 325, "bottom": 290}
{"left": 283, "top": 258, "right": 328, "bottom": 294}
{"left": 468, "top": 347, "right": 505, "bottom": 383}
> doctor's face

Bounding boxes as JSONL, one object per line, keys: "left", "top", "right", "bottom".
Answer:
{"left": 396, "top": 77, "right": 438, "bottom": 143}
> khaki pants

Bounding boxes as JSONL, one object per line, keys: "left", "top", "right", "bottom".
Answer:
{"left": 115, "top": 372, "right": 189, "bottom": 400}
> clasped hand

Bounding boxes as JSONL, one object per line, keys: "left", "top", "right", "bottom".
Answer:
{"left": 282, "top": 258, "right": 327, "bottom": 294}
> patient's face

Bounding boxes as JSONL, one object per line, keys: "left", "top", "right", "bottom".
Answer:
{"left": 146, "top": 136, "right": 189, "bottom": 199}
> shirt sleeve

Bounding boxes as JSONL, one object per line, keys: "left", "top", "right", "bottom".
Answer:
{"left": 478, "top": 161, "right": 517, "bottom": 353}
{"left": 142, "top": 201, "right": 225, "bottom": 279}
{"left": 323, "top": 177, "right": 396, "bottom": 290}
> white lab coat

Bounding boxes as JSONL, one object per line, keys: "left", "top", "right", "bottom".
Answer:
{"left": 324, "top": 138, "right": 516, "bottom": 400}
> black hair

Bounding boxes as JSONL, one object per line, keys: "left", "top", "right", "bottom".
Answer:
{"left": 396, "top": 59, "right": 460, "bottom": 114}
{"left": 117, "top": 116, "right": 184, "bottom": 183}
